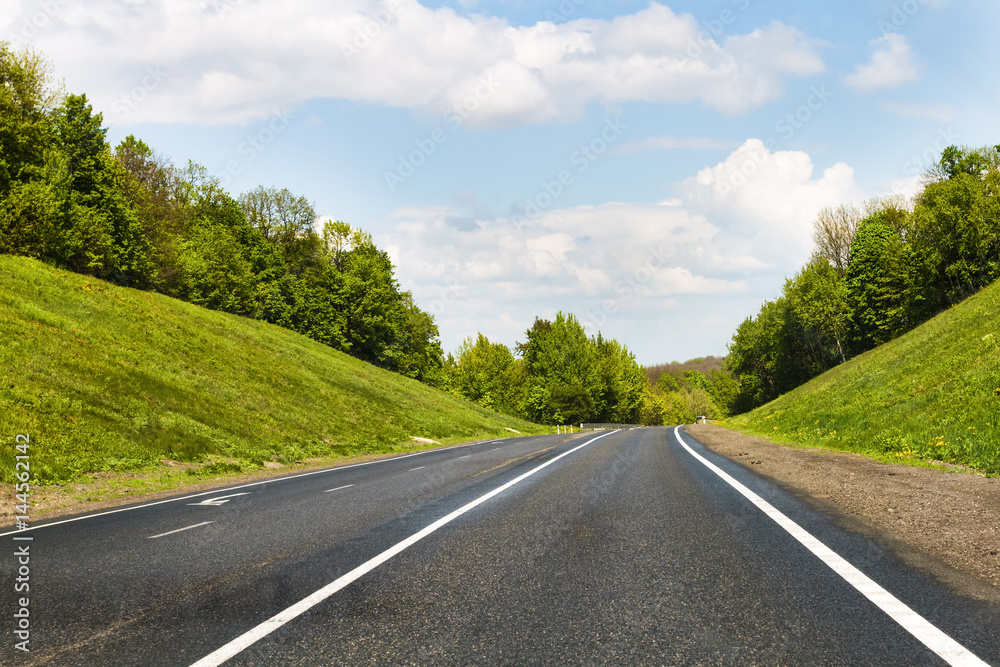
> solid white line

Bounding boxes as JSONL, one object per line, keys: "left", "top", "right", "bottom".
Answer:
{"left": 148, "top": 521, "right": 214, "bottom": 540}
{"left": 0, "top": 437, "right": 525, "bottom": 538}
{"left": 673, "top": 427, "right": 989, "bottom": 667}
{"left": 324, "top": 485, "right": 354, "bottom": 493}
{"left": 188, "top": 430, "right": 619, "bottom": 667}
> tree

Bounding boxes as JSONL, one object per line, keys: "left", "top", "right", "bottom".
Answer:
{"left": 706, "top": 369, "right": 739, "bottom": 418}
{"left": 394, "top": 292, "right": 446, "bottom": 385}
{"left": 0, "top": 42, "right": 61, "bottom": 187}
{"left": 0, "top": 42, "right": 61, "bottom": 258}
{"left": 239, "top": 186, "right": 316, "bottom": 246}
{"left": 517, "top": 313, "right": 598, "bottom": 424}
{"left": 591, "top": 335, "right": 646, "bottom": 423}
{"left": 337, "top": 228, "right": 407, "bottom": 366}
{"left": 786, "top": 259, "right": 852, "bottom": 364}
{"left": 911, "top": 145, "right": 1000, "bottom": 312}
{"left": 50, "top": 94, "right": 150, "bottom": 284}
{"left": 450, "top": 334, "right": 526, "bottom": 414}
{"left": 845, "top": 212, "right": 915, "bottom": 352}
{"left": 812, "top": 203, "right": 864, "bottom": 278}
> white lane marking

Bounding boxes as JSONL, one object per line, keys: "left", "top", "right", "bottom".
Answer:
{"left": 0, "top": 437, "right": 532, "bottom": 537}
{"left": 673, "top": 427, "right": 989, "bottom": 667}
{"left": 324, "top": 485, "right": 354, "bottom": 493}
{"left": 148, "top": 521, "right": 214, "bottom": 540}
{"left": 409, "top": 466, "right": 426, "bottom": 471}
{"left": 459, "top": 455, "right": 471, "bottom": 459}
{"left": 187, "top": 492, "right": 252, "bottom": 507}
{"left": 188, "top": 430, "right": 619, "bottom": 667}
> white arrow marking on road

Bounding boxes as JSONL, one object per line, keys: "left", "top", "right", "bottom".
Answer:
{"left": 187, "top": 493, "right": 251, "bottom": 507}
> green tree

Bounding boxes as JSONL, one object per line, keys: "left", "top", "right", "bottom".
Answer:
{"left": 911, "top": 145, "right": 1000, "bottom": 312}
{"left": 239, "top": 185, "right": 320, "bottom": 270}
{"left": 845, "top": 212, "right": 915, "bottom": 352}
{"left": 336, "top": 227, "right": 407, "bottom": 367}
{"left": 786, "top": 259, "right": 852, "bottom": 364}
{"left": 591, "top": 335, "right": 646, "bottom": 423}
{"left": 517, "top": 313, "right": 597, "bottom": 424}
{"left": 48, "top": 94, "right": 151, "bottom": 284}
{"left": 394, "top": 292, "right": 446, "bottom": 385}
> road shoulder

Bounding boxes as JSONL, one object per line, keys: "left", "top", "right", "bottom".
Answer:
{"left": 686, "top": 423, "right": 1000, "bottom": 603}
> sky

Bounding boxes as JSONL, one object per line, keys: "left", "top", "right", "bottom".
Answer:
{"left": 4, "top": 0, "right": 998, "bottom": 365}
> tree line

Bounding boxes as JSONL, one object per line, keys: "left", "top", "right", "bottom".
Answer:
{"left": 725, "top": 144, "right": 1000, "bottom": 413}
{"left": 446, "top": 323, "right": 741, "bottom": 426}
{"left": 445, "top": 313, "right": 649, "bottom": 426}
{"left": 1, "top": 43, "right": 669, "bottom": 427}
{"left": 0, "top": 43, "right": 445, "bottom": 383}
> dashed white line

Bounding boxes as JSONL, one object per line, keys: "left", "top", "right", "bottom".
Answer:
{"left": 0, "top": 438, "right": 510, "bottom": 538}
{"left": 324, "top": 485, "right": 354, "bottom": 493}
{"left": 459, "top": 455, "right": 471, "bottom": 459}
{"left": 148, "top": 522, "right": 214, "bottom": 540}
{"left": 673, "top": 427, "right": 989, "bottom": 667}
{"left": 409, "top": 466, "right": 426, "bottom": 471}
{"left": 188, "top": 430, "right": 619, "bottom": 667}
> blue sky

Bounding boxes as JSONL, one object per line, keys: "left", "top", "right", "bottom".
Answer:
{"left": 4, "top": 0, "right": 998, "bottom": 364}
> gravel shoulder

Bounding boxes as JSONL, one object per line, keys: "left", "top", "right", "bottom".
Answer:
{"left": 687, "top": 424, "right": 1000, "bottom": 603}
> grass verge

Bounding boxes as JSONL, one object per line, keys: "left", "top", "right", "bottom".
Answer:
{"left": 725, "top": 279, "right": 1000, "bottom": 475}
{"left": 0, "top": 256, "right": 545, "bottom": 486}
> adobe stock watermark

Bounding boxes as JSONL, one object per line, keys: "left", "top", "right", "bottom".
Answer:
{"left": 543, "top": 0, "right": 590, "bottom": 23}
{"left": 680, "top": 0, "right": 751, "bottom": 65}
{"left": 713, "top": 83, "right": 833, "bottom": 196}
{"left": 876, "top": 126, "right": 960, "bottom": 197}
{"left": 900, "top": 127, "right": 960, "bottom": 177}
{"left": 216, "top": 107, "right": 296, "bottom": 188}
{"left": 10, "top": 0, "right": 65, "bottom": 43}
{"left": 12, "top": 433, "right": 33, "bottom": 653}
{"left": 341, "top": 0, "right": 403, "bottom": 63}
{"left": 384, "top": 74, "right": 502, "bottom": 192}
{"left": 215, "top": 0, "right": 246, "bottom": 18}
{"left": 584, "top": 243, "right": 671, "bottom": 334}
{"left": 878, "top": 0, "right": 939, "bottom": 35}
{"left": 428, "top": 277, "right": 465, "bottom": 316}
{"left": 108, "top": 66, "right": 168, "bottom": 128}
{"left": 510, "top": 116, "right": 628, "bottom": 230}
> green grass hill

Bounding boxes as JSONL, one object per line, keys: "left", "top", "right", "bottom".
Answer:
{"left": 0, "top": 256, "right": 543, "bottom": 484}
{"left": 727, "top": 279, "right": 1000, "bottom": 475}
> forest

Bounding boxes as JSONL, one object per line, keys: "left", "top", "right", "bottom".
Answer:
{"left": 4, "top": 41, "right": 996, "bottom": 427}
{"left": 0, "top": 42, "right": 666, "bottom": 426}
{"left": 726, "top": 145, "right": 1000, "bottom": 413}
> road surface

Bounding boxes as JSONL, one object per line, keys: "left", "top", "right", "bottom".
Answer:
{"left": 3, "top": 427, "right": 998, "bottom": 665}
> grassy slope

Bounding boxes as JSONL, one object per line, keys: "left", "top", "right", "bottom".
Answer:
{"left": 0, "top": 256, "right": 543, "bottom": 484}
{"left": 727, "top": 279, "right": 1000, "bottom": 475}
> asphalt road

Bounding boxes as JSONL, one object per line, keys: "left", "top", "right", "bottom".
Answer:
{"left": 3, "top": 427, "right": 998, "bottom": 666}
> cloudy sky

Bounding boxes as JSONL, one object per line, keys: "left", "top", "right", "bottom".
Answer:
{"left": 4, "top": 0, "right": 997, "bottom": 364}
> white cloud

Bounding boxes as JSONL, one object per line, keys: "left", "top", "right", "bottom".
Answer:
{"left": 880, "top": 101, "right": 954, "bottom": 122}
{"left": 683, "top": 139, "right": 865, "bottom": 268}
{"left": 11, "top": 0, "right": 825, "bottom": 126}
{"left": 844, "top": 33, "right": 919, "bottom": 94}
{"left": 381, "top": 139, "right": 863, "bottom": 352}
{"left": 612, "top": 136, "right": 735, "bottom": 155}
